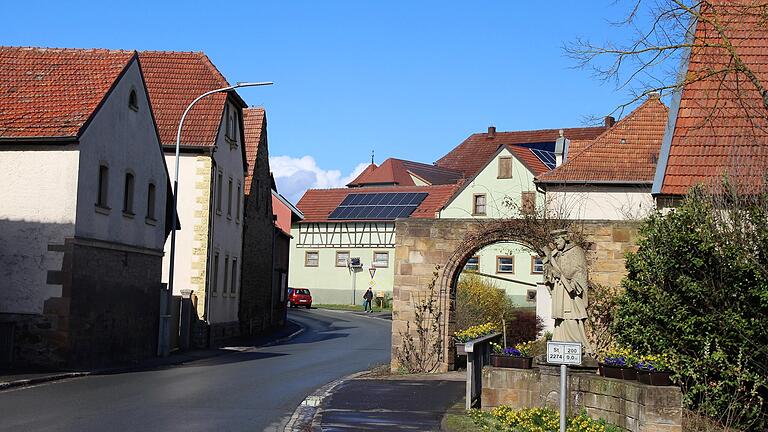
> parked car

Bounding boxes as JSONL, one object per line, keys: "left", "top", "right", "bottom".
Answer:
{"left": 288, "top": 288, "right": 312, "bottom": 309}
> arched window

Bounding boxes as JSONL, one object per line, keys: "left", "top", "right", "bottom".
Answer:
{"left": 123, "top": 172, "right": 135, "bottom": 215}
{"left": 128, "top": 89, "right": 138, "bottom": 111}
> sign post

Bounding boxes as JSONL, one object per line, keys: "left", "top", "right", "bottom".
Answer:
{"left": 547, "top": 341, "right": 583, "bottom": 432}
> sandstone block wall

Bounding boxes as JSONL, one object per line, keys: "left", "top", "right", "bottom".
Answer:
{"left": 482, "top": 366, "right": 682, "bottom": 432}
{"left": 391, "top": 219, "right": 641, "bottom": 372}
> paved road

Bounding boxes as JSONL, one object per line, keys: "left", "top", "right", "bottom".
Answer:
{"left": 0, "top": 309, "right": 391, "bottom": 432}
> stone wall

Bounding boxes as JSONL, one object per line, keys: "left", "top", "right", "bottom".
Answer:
{"left": 240, "top": 119, "right": 281, "bottom": 337}
{"left": 391, "top": 219, "right": 641, "bottom": 372}
{"left": 7, "top": 237, "right": 163, "bottom": 368}
{"left": 483, "top": 366, "right": 682, "bottom": 432}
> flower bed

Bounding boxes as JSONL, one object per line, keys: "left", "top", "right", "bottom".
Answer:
{"left": 469, "top": 406, "right": 622, "bottom": 432}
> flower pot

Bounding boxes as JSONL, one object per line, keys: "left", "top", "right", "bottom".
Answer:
{"left": 456, "top": 343, "right": 466, "bottom": 356}
{"left": 637, "top": 370, "right": 672, "bottom": 386}
{"left": 491, "top": 355, "right": 533, "bottom": 369}
{"left": 600, "top": 363, "right": 637, "bottom": 380}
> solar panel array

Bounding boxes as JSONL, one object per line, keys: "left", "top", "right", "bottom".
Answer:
{"left": 328, "top": 192, "right": 428, "bottom": 220}
{"left": 530, "top": 148, "right": 557, "bottom": 169}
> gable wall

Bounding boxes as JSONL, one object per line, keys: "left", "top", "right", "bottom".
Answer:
{"left": 75, "top": 59, "right": 168, "bottom": 250}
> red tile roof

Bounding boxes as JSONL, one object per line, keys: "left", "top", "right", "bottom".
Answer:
{"left": 504, "top": 145, "right": 550, "bottom": 176}
{"left": 657, "top": 1, "right": 768, "bottom": 195}
{"left": 243, "top": 107, "right": 265, "bottom": 193}
{"left": 436, "top": 126, "right": 608, "bottom": 178}
{"left": 0, "top": 47, "right": 135, "bottom": 140}
{"left": 297, "top": 184, "right": 459, "bottom": 223}
{"left": 538, "top": 97, "right": 668, "bottom": 184}
{"left": 138, "top": 51, "right": 234, "bottom": 148}
{"left": 347, "top": 158, "right": 463, "bottom": 187}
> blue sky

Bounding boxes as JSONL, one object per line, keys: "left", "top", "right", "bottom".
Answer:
{"left": 2, "top": 1, "right": 652, "bottom": 203}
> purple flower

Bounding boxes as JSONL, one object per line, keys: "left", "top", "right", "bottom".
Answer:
{"left": 604, "top": 356, "right": 627, "bottom": 367}
{"left": 503, "top": 347, "right": 522, "bottom": 357}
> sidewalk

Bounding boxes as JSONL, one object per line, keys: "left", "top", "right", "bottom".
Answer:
{"left": 0, "top": 320, "right": 303, "bottom": 391}
{"left": 316, "top": 307, "right": 392, "bottom": 321}
{"left": 312, "top": 371, "right": 465, "bottom": 431}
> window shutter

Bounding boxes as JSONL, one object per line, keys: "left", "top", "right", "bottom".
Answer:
{"left": 498, "top": 157, "right": 513, "bottom": 179}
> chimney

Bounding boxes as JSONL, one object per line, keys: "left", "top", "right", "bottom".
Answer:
{"left": 604, "top": 116, "right": 616, "bottom": 128}
{"left": 487, "top": 126, "right": 496, "bottom": 138}
{"left": 554, "top": 129, "right": 569, "bottom": 167}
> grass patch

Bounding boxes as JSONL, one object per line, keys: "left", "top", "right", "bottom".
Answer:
{"left": 314, "top": 304, "right": 391, "bottom": 312}
{"left": 441, "top": 401, "right": 476, "bottom": 432}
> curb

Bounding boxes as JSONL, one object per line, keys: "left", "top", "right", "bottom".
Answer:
{"left": 283, "top": 369, "right": 371, "bottom": 432}
{"left": 0, "top": 320, "right": 306, "bottom": 392}
{"left": 316, "top": 308, "right": 392, "bottom": 322}
{"left": 0, "top": 372, "right": 92, "bottom": 391}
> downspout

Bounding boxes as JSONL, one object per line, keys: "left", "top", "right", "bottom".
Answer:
{"left": 205, "top": 154, "right": 217, "bottom": 328}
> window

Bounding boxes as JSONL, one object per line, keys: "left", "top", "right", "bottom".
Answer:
{"left": 464, "top": 256, "right": 479, "bottom": 272}
{"left": 146, "top": 183, "right": 156, "bottom": 220}
{"left": 373, "top": 251, "right": 389, "bottom": 268}
{"left": 96, "top": 164, "right": 109, "bottom": 208}
{"left": 123, "top": 172, "right": 135, "bottom": 215}
{"left": 236, "top": 182, "right": 242, "bottom": 222}
{"left": 305, "top": 251, "right": 319, "bottom": 267}
{"left": 473, "top": 194, "right": 487, "bottom": 215}
{"left": 224, "top": 105, "right": 231, "bottom": 138}
{"left": 212, "top": 252, "right": 219, "bottom": 295}
{"left": 521, "top": 192, "right": 536, "bottom": 215}
{"left": 531, "top": 256, "right": 544, "bottom": 274}
{"left": 227, "top": 177, "right": 233, "bottom": 218}
{"left": 231, "top": 258, "right": 237, "bottom": 293}
{"left": 128, "top": 89, "right": 138, "bottom": 111}
{"left": 216, "top": 171, "right": 223, "bottom": 213}
{"left": 498, "top": 156, "right": 513, "bottom": 179}
{"left": 229, "top": 111, "right": 236, "bottom": 140}
{"left": 336, "top": 251, "right": 350, "bottom": 267}
{"left": 496, "top": 256, "right": 515, "bottom": 273}
{"left": 223, "top": 255, "right": 229, "bottom": 296}
{"left": 526, "top": 289, "right": 537, "bottom": 303}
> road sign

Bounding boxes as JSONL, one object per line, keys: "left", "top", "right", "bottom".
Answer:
{"left": 547, "top": 341, "right": 582, "bottom": 366}
{"left": 369, "top": 268, "right": 376, "bottom": 278}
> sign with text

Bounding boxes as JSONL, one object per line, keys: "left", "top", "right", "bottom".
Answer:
{"left": 547, "top": 341, "right": 582, "bottom": 366}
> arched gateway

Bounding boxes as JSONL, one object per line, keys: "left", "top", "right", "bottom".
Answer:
{"left": 391, "top": 217, "right": 640, "bottom": 373}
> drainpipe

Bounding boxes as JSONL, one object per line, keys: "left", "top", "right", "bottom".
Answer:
{"left": 205, "top": 155, "right": 217, "bottom": 332}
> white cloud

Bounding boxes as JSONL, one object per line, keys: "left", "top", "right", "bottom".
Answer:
{"left": 270, "top": 155, "right": 368, "bottom": 204}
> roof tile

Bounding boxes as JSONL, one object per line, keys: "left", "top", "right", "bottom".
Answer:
{"left": 660, "top": 1, "right": 768, "bottom": 195}
{"left": 0, "top": 47, "right": 135, "bottom": 139}
{"left": 242, "top": 107, "right": 265, "bottom": 193}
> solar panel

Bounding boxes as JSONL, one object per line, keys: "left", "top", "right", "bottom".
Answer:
{"left": 531, "top": 148, "right": 557, "bottom": 170}
{"left": 328, "top": 192, "right": 429, "bottom": 220}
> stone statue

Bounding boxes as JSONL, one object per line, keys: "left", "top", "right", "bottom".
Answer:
{"left": 542, "top": 229, "right": 593, "bottom": 354}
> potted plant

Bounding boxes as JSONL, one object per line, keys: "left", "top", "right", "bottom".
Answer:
{"left": 490, "top": 341, "right": 534, "bottom": 369}
{"left": 454, "top": 323, "right": 498, "bottom": 355}
{"left": 636, "top": 355, "right": 673, "bottom": 386}
{"left": 599, "top": 347, "right": 638, "bottom": 380}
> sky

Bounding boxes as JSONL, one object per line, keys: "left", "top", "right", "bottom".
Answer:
{"left": 1, "top": 1, "right": 654, "bottom": 203}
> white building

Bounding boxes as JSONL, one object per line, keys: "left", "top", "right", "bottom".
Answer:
{"left": 0, "top": 47, "right": 173, "bottom": 367}
{"left": 139, "top": 51, "right": 248, "bottom": 344}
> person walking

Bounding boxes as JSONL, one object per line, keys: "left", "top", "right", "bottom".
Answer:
{"left": 363, "top": 287, "right": 374, "bottom": 313}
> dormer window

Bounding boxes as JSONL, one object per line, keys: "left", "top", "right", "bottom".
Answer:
{"left": 128, "top": 89, "right": 138, "bottom": 111}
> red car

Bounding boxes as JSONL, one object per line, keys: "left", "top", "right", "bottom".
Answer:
{"left": 288, "top": 288, "right": 312, "bottom": 309}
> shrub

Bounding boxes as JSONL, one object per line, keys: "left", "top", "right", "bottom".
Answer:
{"left": 455, "top": 273, "right": 543, "bottom": 345}
{"left": 612, "top": 188, "right": 768, "bottom": 430}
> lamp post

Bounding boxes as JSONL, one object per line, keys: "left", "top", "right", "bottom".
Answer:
{"left": 159, "top": 81, "right": 273, "bottom": 357}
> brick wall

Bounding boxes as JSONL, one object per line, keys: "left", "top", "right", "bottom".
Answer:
{"left": 482, "top": 366, "right": 682, "bottom": 432}
{"left": 391, "top": 219, "right": 641, "bottom": 372}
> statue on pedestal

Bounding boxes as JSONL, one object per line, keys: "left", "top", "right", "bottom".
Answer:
{"left": 542, "top": 229, "right": 593, "bottom": 354}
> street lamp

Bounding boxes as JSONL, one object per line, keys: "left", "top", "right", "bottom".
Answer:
{"left": 159, "top": 81, "right": 273, "bottom": 357}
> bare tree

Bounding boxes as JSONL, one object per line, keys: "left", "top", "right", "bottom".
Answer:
{"left": 565, "top": 0, "right": 768, "bottom": 117}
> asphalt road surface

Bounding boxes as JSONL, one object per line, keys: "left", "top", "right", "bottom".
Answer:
{"left": 0, "top": 309, "right": 391, "bottom": 432}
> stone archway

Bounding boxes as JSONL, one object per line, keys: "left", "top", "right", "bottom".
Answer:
{"left": 391, "top": 218, "right": 640, "bottom": 373}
